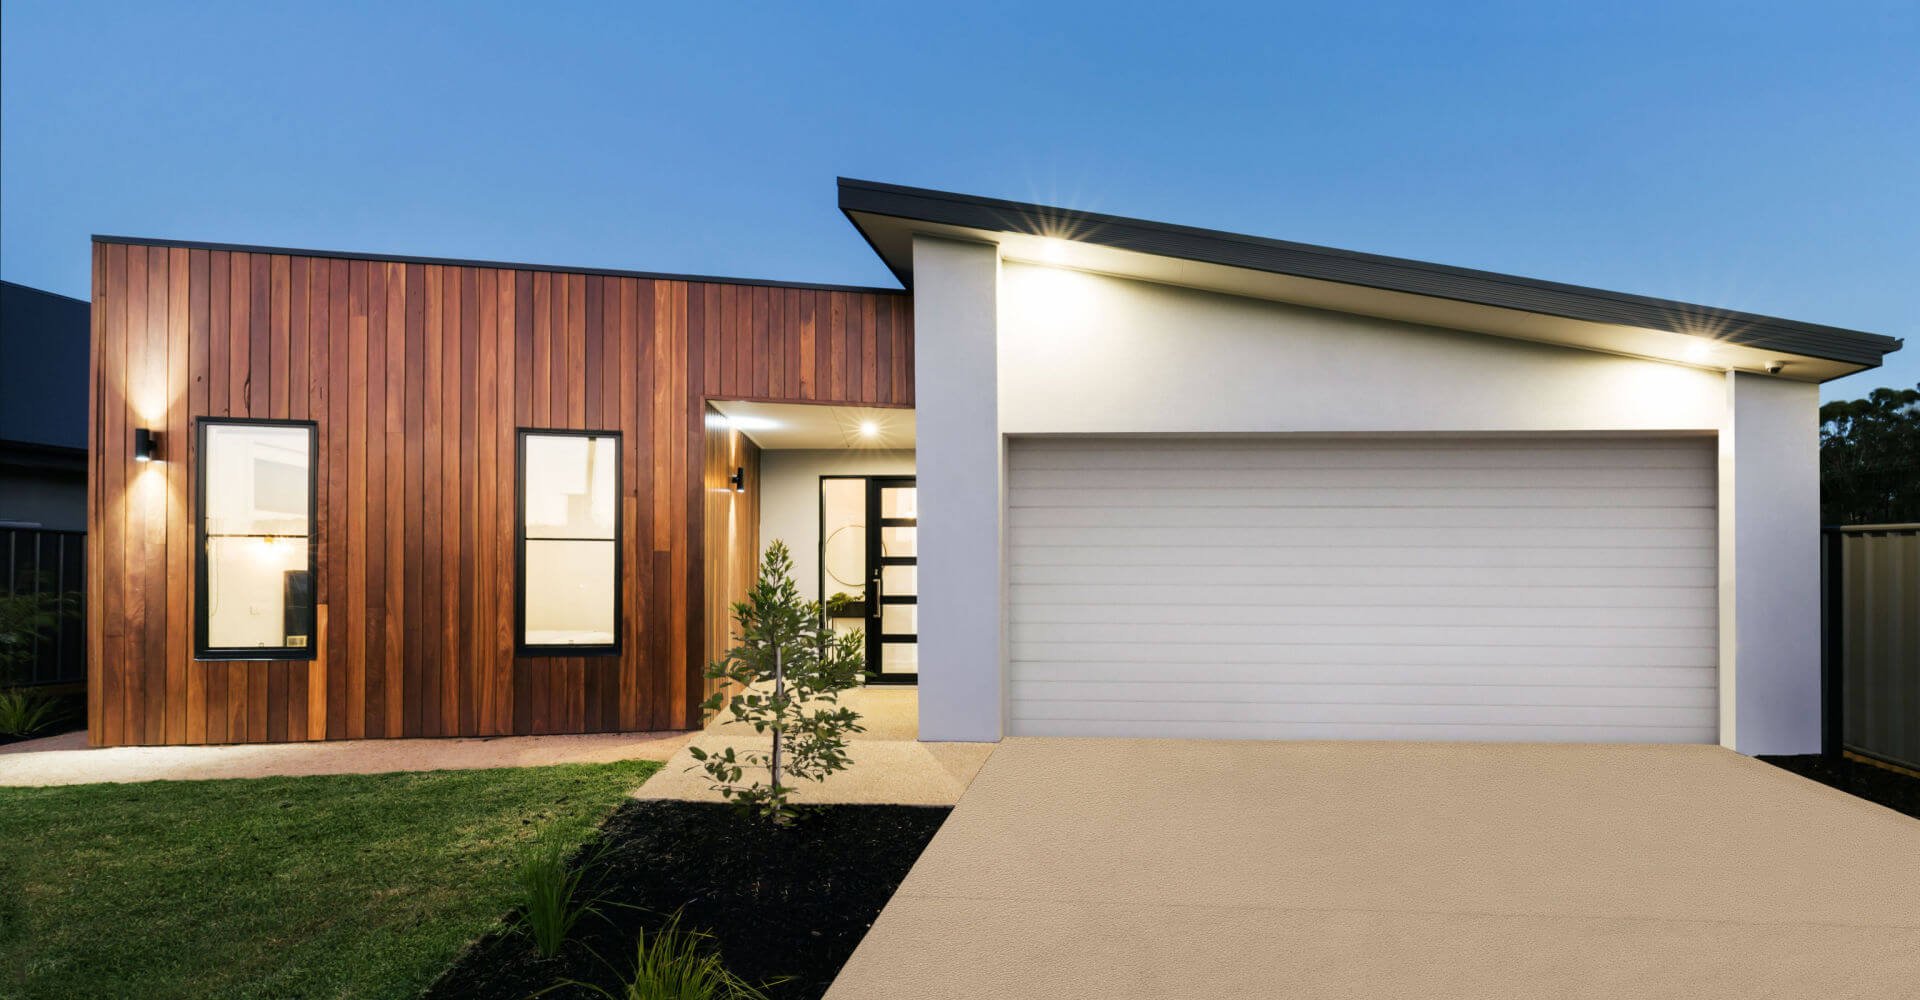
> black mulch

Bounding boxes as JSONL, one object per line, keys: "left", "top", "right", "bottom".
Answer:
{"left": 1760, "top": 754, "right": 1920, "bottom": 821}
{"left": 425, "top": 800, "right": 951, "bottom": 1000}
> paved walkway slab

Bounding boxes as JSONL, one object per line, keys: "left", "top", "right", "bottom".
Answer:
{"left": 636, "top": 687, "right": 993, "bottom": 806}
{"left": 0, "top": 729, "right": 689, "bottom": 786}
{"left": 829, "top": 738, "right": 1920, "bottom": 999}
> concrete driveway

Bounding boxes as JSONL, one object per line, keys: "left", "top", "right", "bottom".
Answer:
{"left": 828, "top": 739, "right": 1920, "bottom": 999}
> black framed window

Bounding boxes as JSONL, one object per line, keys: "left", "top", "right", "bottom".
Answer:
{"left": 517, "top": 429, "right": 622, "bottom": 656}
{"left": 196, "top": 418, "right": 318, "bottom": 660}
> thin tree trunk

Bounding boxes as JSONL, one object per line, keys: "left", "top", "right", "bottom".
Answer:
{"left": 769, "top": 646, "right": 784, "bottom": 791}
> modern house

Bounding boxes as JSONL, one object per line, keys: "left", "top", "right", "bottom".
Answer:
{"left": 84, "top": 179, "right": 1901, "bottom": 752}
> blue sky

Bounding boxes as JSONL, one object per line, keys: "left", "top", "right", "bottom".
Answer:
{"left": 3, "top": 1, "right": 1914, "bottom": 399}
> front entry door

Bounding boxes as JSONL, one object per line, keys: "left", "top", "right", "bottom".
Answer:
{"left": 866, "top": 477, "right": 917, "bottom": 683}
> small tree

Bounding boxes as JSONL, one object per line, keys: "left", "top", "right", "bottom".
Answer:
{"left": 690, "top": 540, "right": 864, "bottom": 823}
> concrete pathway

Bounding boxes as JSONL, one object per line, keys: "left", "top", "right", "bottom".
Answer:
{"left": 828, "top": 738, "right": 1920, "bottom": 999}
{"left": 636, "top": 686, "right": 993, "bottom": 806}
{"left": 0, "top": 728, "right": 690, "bottom": 786}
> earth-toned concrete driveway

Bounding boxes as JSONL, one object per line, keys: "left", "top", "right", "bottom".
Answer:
{"left": 828, "top": 738, "right": 1920, "bottom": 999}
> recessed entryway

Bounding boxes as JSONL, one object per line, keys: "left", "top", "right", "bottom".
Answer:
{"left": 708, "top": 399, "right": 918, "bottom": 684}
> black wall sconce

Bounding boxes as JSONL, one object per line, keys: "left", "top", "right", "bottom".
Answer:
{"left": 134, "top": 428, "right": 159, "bottom": 462}
{"left": 728, "top": 466, "right": 745, "bottom": 492}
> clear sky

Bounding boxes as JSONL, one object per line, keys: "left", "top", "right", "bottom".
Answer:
{"left": 3, "top": 1, "right": 1914, "bottom": 399}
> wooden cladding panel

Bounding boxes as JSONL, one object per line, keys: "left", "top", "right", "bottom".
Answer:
{"left": 89, "top": 240, "right": 909, "bottom": 746}
{"left": 701, "top": 407, "right": 763, "bottom": 702}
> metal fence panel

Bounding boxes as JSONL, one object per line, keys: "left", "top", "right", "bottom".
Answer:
{"left": 1832, "top": 525, "right": 1920, "bottom": 771}
{"left": 1, "top": 527, "right": 87, "bottom": 687}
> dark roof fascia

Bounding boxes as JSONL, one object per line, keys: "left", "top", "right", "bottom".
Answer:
{"left": 837, "top": 178, "right": 1902, "bottom": 368}
{"left": 90, "top": 235, "right": 908, "bottom": 297}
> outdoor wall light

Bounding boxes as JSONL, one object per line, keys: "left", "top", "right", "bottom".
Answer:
{"left": 1036, "top": 236, "right": 1075, "bottom": 264}
{"left": 134, "top": 428, "right": 159, "bottom": 462}
{"left": 729, "top": 466, "right": 746, "bottom": 492}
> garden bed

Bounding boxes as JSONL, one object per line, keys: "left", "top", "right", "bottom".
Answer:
{"left": 426, "top": 800, "right": 950, "bottom": 1000}
{"left": 1762, "top": 753, "right": 1920, "bottom": 820}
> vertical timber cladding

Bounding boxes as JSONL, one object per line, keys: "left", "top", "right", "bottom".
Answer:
{"left": 701, "top": 405, "right": 762, "bottom": 702}
{"left": 88, "top": 238, "right": 913, "bottom": 746}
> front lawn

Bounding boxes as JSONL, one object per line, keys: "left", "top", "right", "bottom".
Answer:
{"left": 0, "top": 759, "right": 660, "bottom": 1000}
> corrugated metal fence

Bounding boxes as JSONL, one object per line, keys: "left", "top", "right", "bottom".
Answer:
{"left": 1, "top": 527, "right": 86, "bottom": 687}
{"left": 1825, "top": 524, "right": 1920, "bottom": 771}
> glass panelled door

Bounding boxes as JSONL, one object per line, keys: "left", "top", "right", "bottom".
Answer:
{"left": 866, "top": 477, "right": 917, "bottom": 683}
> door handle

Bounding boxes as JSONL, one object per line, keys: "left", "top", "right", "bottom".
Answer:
{"left": 870, "top": 570, "right": 882, "bottom": 620}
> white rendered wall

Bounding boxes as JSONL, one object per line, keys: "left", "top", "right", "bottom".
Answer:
{"left": 1719, "top": 373, "right": 1822, "bottom": 754}
{"left": 756, "top": 448, "right": 916, "bottom": 604}
{"left": 998, "top": 263, "right": 1725, "bottom": 434}
{"left": 913, "top": 236, "right": 1005, "bottom": 742}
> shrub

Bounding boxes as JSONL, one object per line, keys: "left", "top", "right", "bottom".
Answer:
{"left": 691, "top": 540, "right": 865, "bottom": 825}
{"left": 514, "top": 822, "right": 605, "bottom": 959}
{"left": 0, "top": 589, "right": 73, "bottom": 686}
{"left": 550, "top": 912, "right": 776, "bottom": 1000}
{"left": 0, "top": 686, "right": 60, "bottom": 737}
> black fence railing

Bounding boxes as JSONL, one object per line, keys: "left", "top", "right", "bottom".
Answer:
{"left": 2, "top": 527, "right": 87, "bottom": 687}
{"left": 1823, "top": 524, "right": 1920, "bottom": 772}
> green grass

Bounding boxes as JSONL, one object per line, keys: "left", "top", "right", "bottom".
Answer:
{"left": 0, "top": 759, "right": 660, "bottom": 1000}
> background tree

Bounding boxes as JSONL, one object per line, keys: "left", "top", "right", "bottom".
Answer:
{"left": 691, "top": 540, "right": 864, "bottom": 824}
{"left": 1821, "top": 384, "right": 1920, "bottom": 525}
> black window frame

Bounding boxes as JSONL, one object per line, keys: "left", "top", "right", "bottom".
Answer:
{"left": 516, "top": 427, "right": 624, "bottom": 658}
{"left": 194, "top": 416, "right": 320, "bottom": 662}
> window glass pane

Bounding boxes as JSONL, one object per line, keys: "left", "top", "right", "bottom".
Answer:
{"left": 521, "top": 431, "right": 621, "bottom": 650}
{"left": 880, "top": 564, "right": 916, "bottom": 597}
{"left": 204, "top": 423, "right": 311, "bottom": 538}
{"left": 202, "top": 423, "right": 313, "bottom": 652}
{"left": 879, "top": 642, "right": 918, "bottom": 675}
{"left": 820, "top": 478, "right": 866, "bottom": 603}
{"left": 880, "top": 603, "right": 917, "bottom": 636}
{"left": 880, "top": 525, "right": 916, "bottom": 558}
{"left": 880, "top": 486, "right": 916, "bottom": 519}
{"left": 524, "top": 539, "right": 616, "bottom": 647}
{"left": 525, "top": 435, "right": 617, "bottom": 540}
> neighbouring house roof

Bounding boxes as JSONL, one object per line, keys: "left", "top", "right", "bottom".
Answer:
{"left": 839, "top": 178, "right": 1903, "bottom": 382}
{"left": 0, "top": 280, "right": 90, "bottom": 456}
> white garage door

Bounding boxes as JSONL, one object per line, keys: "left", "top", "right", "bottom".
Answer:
{"left": 1007, "top": 436, "right": 1718, "bottom": 742}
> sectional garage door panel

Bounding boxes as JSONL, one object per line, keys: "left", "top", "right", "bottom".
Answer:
{"left": 1006, "top": 436, "right": 1719, "bottom": 743}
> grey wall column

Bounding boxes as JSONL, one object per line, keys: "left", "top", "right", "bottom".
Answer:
{"left": 911, "top": 235, "right": 1004, "bottom": 742}
{"left": 1720, "top": 371, "right": 1822, "bottom": 754}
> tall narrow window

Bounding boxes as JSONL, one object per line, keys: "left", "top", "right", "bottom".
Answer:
{"left": 518, "top": 430, "right": 622, "bottom": 655}
{"left": 197, "top": 419, "right": 318, "bottom": 660}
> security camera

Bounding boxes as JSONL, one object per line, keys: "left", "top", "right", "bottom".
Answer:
{"left": 1765, "top": 361, "right": 1786, "bottom": 375}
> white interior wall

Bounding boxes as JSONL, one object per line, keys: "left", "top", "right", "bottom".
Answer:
{"left": 757, "top": 448, "right": 916, "bottom": 603}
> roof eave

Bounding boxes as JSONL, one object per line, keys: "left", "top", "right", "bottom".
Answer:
{"left": 837, "top": 178, "right": 1902, "bottom": 374}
